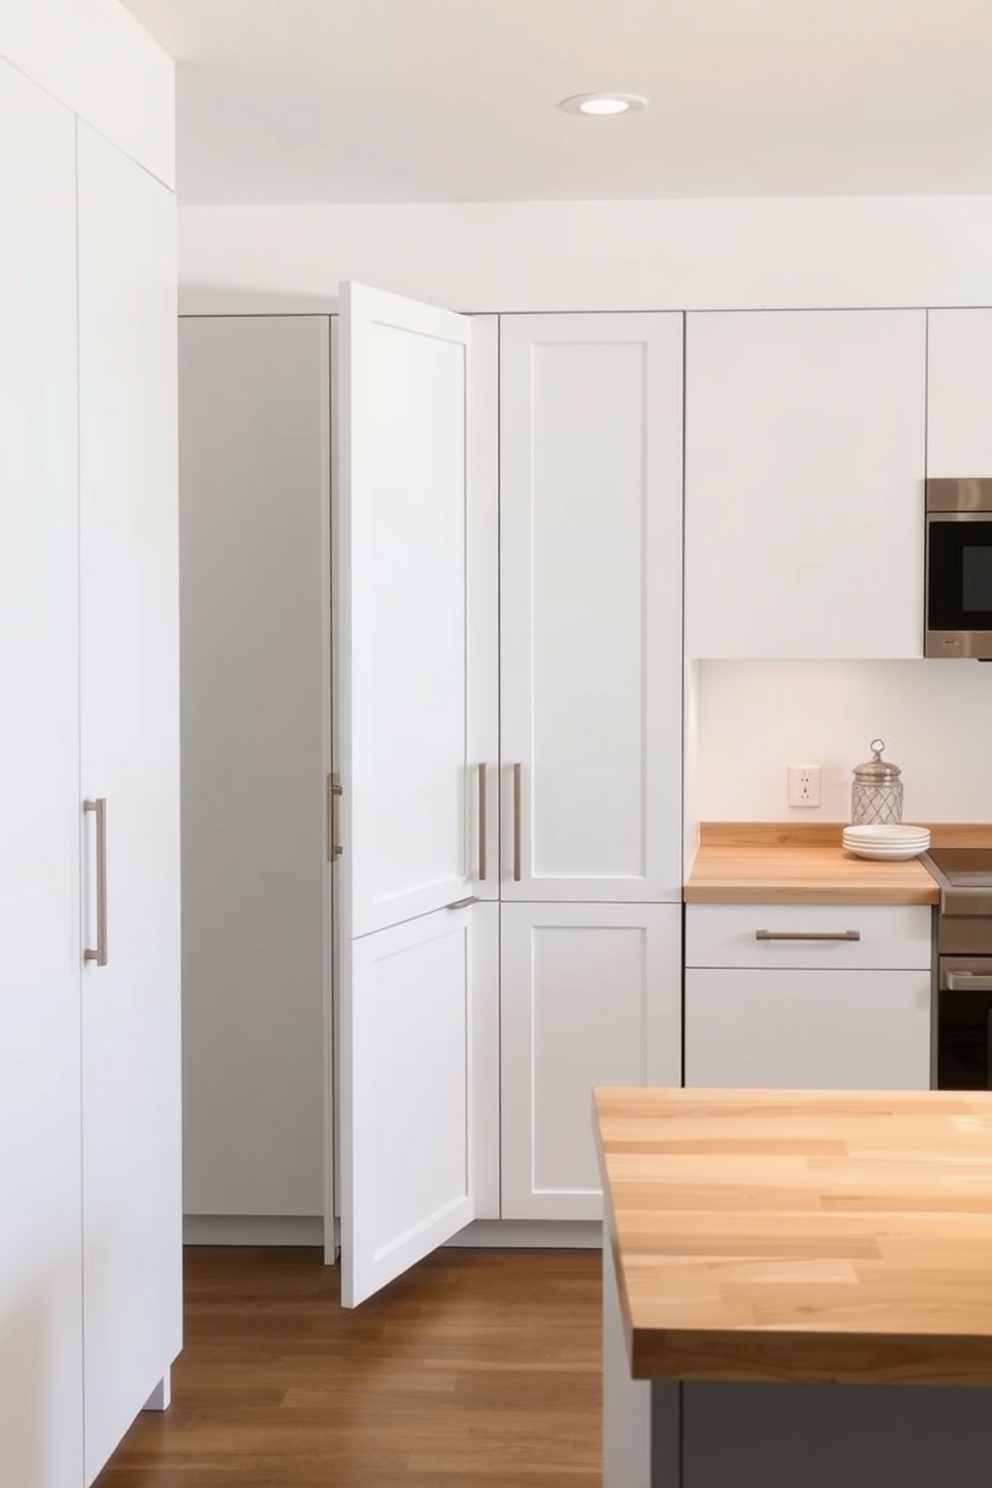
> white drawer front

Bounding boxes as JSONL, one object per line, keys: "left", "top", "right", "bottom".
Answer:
{"left": 685, "top": 969, "right": 933, "bottom": 1091}
{"left": 685, "top": 904, "right": 932, "bottom": 970}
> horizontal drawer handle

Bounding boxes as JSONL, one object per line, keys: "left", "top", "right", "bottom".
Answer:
{"left": 446, "top": 896, "right": 477, "bottom": 911}
{"left": 755, "top": 929, "right": 861, "bottom": 942}
{"left": 945, "top": 971, "right": 992, "bottom": 992}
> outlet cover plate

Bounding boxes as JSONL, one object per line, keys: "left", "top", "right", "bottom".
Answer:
{"left": 788, "top": 764, "right": 821, "bottom": 808}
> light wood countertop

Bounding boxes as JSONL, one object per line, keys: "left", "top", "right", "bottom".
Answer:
{"left": 594, "top": 1086, "right": 992, "bottom": 1387}
{"left": 684, "top": 823, "right": 992, "bottom": 905}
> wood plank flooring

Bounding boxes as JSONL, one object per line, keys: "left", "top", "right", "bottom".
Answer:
{"left": 95, "top": 1247, "right": 602, "bottom": 1488}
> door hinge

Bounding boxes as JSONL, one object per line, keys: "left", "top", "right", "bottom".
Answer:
{"left": 327, "top": 772, "right": 343, "bottom": 862}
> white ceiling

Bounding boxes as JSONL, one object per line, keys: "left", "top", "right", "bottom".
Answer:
{"left": 123, "top": 0, "right": 992, "bottom": 205}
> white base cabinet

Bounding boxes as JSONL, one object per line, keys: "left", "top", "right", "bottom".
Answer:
{"left": 501, "top": 904, "right": 681, "bottom": 1220}
{"left": 685, "top": 905, "right": 933, "bottom": 1092}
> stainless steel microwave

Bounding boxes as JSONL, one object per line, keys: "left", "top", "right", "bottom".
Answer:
{"left": 925, "top": 478, "right": 992, "bottom": 659}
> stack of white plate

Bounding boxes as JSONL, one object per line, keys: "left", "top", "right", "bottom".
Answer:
{"left": 842, "top": 824, "right": 931, "bottom": 862}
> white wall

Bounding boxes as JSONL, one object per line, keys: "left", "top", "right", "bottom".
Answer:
{"left": 180, "top": 197, "right": 992, "bottom": 314}
{"left": 0, "top": 0, "right": 174, "bottom": 188}
{"left": 694, "top": 661, "right": 992, "bottom": 823}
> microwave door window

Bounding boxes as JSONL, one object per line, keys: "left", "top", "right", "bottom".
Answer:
{"left": 929, "top": 521, "right": 992, "bottom": 631}
{"left": 963, "top": 545, "right": 992, "bottom": 613}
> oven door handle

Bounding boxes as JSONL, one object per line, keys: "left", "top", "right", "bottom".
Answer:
{"left": 945, "top": 971, "right": 992, "bottom": 992}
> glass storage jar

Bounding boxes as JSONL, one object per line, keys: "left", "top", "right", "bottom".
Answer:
{"left": 850, "top": 739, "right": 904, "bottom": 826}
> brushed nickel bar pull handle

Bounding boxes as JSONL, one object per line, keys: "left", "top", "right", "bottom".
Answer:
{"left": 513, "top": 763, "right": 522, "bottom": 883}
{"left": 327, "top": 773, "right": 343, "bottom": 862}
{"left": 477, "top": 763, "right": 487, "bottom": 882}
{"left": 84, "top": 798, "right": 108, "bottom": 966}
{"left": 447, "top": 896, "right": 477, "bottom": 911}
{"left": 755, "top": 930, "right": 861, "bottom": 942}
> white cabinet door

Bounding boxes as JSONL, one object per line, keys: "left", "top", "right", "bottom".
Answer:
{"left": 685, "top": 310, "right": 926, "bottom": 659}
{"left": 178, "top": 316, "right": 330, "bottom": 1220}
{"left": 337, "top": 284, "right": 496, "bottom": 1303}
{"left": 927, "top": 309, "right": 992, "bottom": 476}
{"left": 341, "top": 907, "right": 477, "bottom": 1304}
{"left": 500, "top": 314, "right": 683, "bottom": 902}
{"left": 685, "top": 970, "right": 932, "bottom": 1090}
{"left": 0, "top": 61, "right": 83, "bottom": 1488}
{"left": 338, "top": 285, "right": 496, "bottom": 934}
{"left": 501, "top": 904, "right": 682, "bottom": 1220}
{"left": 77, "top": 123, "right": 181, "bottom": 1481}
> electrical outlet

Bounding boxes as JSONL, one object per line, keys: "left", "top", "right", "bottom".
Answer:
{"left": 788, "top": 764, "right": 821, "bottom": 808}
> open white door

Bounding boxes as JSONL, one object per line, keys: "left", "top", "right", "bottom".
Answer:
{"left": 337, "top": 283, "right": 481, "bottom": 1305}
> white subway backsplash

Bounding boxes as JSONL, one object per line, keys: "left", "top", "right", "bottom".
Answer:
{"left": 694, "top": 660, "right": 992, "bottom": 822}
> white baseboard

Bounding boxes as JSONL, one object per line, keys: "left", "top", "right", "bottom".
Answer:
{"left": 183, "top": 1214, "right": 325, "bottom": 1247}
{"left": 443, "top": 1219, "right": 602, "bottom": 1249}
{"left": 183, "top": 1215, "right": 600, "bottom": 1251}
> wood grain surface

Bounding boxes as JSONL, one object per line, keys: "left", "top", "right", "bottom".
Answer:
{"left": 687, "top": 823, "right": 942, "bottom": 904}
{"left": 94, "top": 1247, "right": 602, "bottom": 1488}
{"left": 594, "top": 1087, "right": 992, "bottom": 1387}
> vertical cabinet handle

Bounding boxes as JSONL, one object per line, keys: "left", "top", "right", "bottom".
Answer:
{"left": 327, "top": 773, "right": 343, "bottom": 862}
{"left": 513, "top": 763, "right": 522, "bottom": 883}
{"left": 477, "top": 763, "right": 487, "bottom": 882}
{"left": 83, "top": 798, "right": 108, "bottom": 967}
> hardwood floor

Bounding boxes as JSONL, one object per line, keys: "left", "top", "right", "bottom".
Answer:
{"left": 95, "top": 1247, "right": 603, "bottom": 1488}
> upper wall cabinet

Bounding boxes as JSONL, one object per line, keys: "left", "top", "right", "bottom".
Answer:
{"left": 927, "top": 310, "right": 992, "bottom": 476}
{"left": 500, "top": 313, "right": 684, "bottom": 902}
{"left": 685, "top": 310, "right": 927, "bottom": 659}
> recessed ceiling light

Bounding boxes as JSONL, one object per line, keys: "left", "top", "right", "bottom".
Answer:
{"left": 558, "top": 93, "right": 648, "bottom": 117}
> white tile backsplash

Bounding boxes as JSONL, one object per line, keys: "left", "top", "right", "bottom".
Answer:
{"left": 694, "top": 660, "right": 992, "bottom": 822}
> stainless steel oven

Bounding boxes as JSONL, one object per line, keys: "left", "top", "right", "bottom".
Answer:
{"left": 923, "top": 847, "right": 992, "bottom": 1089}
{"left": 925, "top": 479, "right": 992, "bottom": 659}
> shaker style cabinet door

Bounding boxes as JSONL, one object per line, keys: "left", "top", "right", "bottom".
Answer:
{"left": 0, "top": 61, "right": 84, "bottom": 1488}
{"left": 927, "top": 309, "right": 992, "bottom": 476}
{"left": 77, "top": 123, "right": 181, "bottom": 1482}
{"left": 685, "top": 310, "right": 927, "bottom": 659}
{"left": 336, "top": 286, "right": 497, "bottom": 1305}
{"left": 499, "top": 314, "right": 684, "bottom": 903}
{"left": 500, "top": 903, "right": 682, "bottom": 1221}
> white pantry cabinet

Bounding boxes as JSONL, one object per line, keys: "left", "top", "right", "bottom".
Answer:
{"left": 684, "top": 905, "right": 932, "bottom": 1091}
{"left": 685, "top": 310, "right": 927, "bottom": 659}
{"left": 927, "top": 309, "right": 992, "bottom": 476}
{"left": 0, "top": 58, "right": 84, "bottom": 1488}
{"left": 501, "top": 904, "right": 681, "bottom": 1220}
{"left": 500, "top": 314, "right": 684, "bottom": 902}
{"left": 0, "top": 32, "right": 180, "bottom": 1488}
{"left": 177, "top": 306, "right": 684, "bottom": 1279}
{"left": 77, "top": 123, "right": 181, "bottom": 1480}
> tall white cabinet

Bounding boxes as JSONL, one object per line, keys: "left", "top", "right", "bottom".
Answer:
{"left": 0, "top": 58, "right": 84, "bottom": 1488}
{"left": 497, "top": 314, "right": 684, "bottom": 1219}
{"left": 0, "top": 12, "right": 180, "bottom": 1486}
{"left": 178, "top": 304, "right": 685, "bottom": 1291}
{"left": 77, "top": 123, "right": 181, "bottom": 1481}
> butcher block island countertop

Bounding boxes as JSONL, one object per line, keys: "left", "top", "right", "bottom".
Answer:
{"left": 595, "top": 1087, "right": 992, "bottom": 1388}
{"left": 684, "top": 822, "right": 992, "bottom": 905}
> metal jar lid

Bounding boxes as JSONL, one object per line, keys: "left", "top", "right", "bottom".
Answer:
{"left": 853, "top": 739, "right": 902, "bottom": 781}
